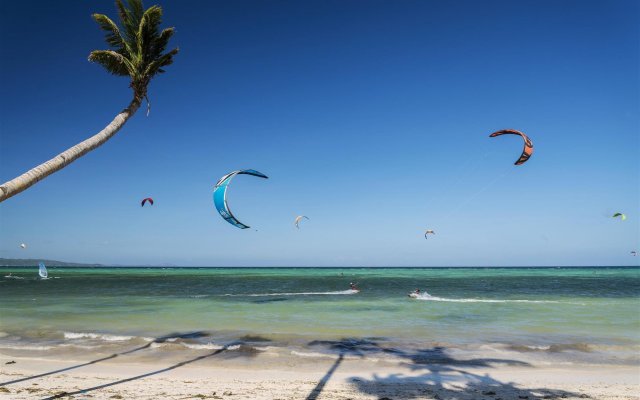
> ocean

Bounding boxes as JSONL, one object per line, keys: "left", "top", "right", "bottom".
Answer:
{"left": 1, "top": 267, "right": 638, "bottom": 367}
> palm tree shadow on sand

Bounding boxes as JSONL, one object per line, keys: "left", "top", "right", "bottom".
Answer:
{"left": 305, "top": 338, "right": 384, "bottom": 400}
{"left": 36, "top": 334, "right": 273, "bottom": 400}
{"left": 40, "top": 340, "right": 247, "bottom": 400}
{"left": 0, "top": 331, "right": 209, "bottom": 387}
{"left": 307, "top": 338, "right": 585, "bottom": 400}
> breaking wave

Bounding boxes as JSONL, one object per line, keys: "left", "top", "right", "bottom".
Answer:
{"left": 63, "top": 332, "right": 146, "bottom": 342}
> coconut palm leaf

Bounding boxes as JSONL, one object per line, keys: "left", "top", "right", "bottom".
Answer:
{"left": 88, "top": 50, "right": 132, "bottom": 76}
{"left": 92, "top": 14, "right": 128, "bottom": 53}
{"left": 0, "top": 0, "right": 178, "bottom": 202}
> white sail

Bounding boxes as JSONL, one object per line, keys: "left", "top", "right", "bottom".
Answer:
{"left": 38, "top": 262, "right": 48, "bottom": 279}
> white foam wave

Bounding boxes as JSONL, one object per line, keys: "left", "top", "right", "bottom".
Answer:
{"left": 291, "top": 350, "right": 336, "bottom": 359}
{"left": 253, "top": 345, "right": 276, "bottom": 352}
{"left": 0, "top": 345, "right": 54, "bottom": 351}
{"left": 59, "top": 343, "right": 103, "bottom": 350}
{"left": 223, "top": 290, "right": 359, "bottom": 297}
{"left": 150, "top": 342, "right": 241, "bottom": 351}
{"left": 413, "top": 294, "right": 577, "bottom": 304}
{"left": 180, "top": 342, "right": 226, "bottom": 350}
{"left": 64, "top": 332, "right": 140, "bottom": 342}
{"left": 290, "top": 350, "right": 371, "bottom": 361}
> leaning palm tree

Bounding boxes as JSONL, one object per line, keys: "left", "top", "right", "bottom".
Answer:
{"left": 0, "top": 0, "right": 178, "bottom": 203}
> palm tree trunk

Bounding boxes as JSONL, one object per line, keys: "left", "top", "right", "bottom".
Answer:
{"left": 0, "top": 97, "right": 141, "bottom": 203}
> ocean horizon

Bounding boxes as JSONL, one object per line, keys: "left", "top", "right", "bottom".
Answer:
{"left": 3, "top": 265, "right": 639, "bottom": 268}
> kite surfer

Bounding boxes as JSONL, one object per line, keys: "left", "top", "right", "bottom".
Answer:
{"left": 409, "top": 288, "right": 428, "bottom": 298}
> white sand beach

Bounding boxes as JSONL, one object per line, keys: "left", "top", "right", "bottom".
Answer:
{"left": 1, "top": 351, "right": 638, "bottom": 400}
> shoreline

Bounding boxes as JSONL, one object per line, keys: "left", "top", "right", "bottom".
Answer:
{"left": 1, "top": 349, "right": 638, "bottom": 399}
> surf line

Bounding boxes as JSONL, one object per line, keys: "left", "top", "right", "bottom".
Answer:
{"left": 220, "top": 290, "right": 358, "bottom": 297}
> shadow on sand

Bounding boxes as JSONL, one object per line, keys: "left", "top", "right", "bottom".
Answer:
{"left": 307, "top": 338, "right": 585, "bottom": 400}
{"left": 0, "top": 331, "right": 209, "bottom": 387}
{"left": 40, "top": 340, "right": 246, "bottom": 400}
{"left": 3, "top": 334, "right": 587, "bottom": 400}
{"left": 36, "top": 335, "right": 273, "bottom": 400}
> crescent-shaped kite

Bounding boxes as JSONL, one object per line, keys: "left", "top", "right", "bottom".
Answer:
{"left": 612, "top": 213, "right": 626, "bottom": 221}
{"left": 489, "top": 129, "right": 533, "bottom": 165}
{"left": 424, "top": 230, "right": 435, "bottom": 239}
{"left": 295, "top": 215, "right": 309, "bottom": 229}
{"left": 141, "top": 198, "right": 154, "bottom": 207}
{"left": 213, "top": 169, "right": 268, "bottom": 229}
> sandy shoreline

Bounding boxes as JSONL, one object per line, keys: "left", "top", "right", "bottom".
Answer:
{"left": 1, "top": 351, "right": 638, "bottom": 400}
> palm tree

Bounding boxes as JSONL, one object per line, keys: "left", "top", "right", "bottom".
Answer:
{"left": 0, "top": 0, "right": 178, "bottom": 203}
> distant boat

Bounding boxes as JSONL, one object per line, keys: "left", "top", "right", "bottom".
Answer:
{"left": 38, "top": 262, "right": 48, "bottom": 279}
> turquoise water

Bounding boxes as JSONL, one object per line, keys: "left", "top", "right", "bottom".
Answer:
{"left": 1, "top": 267, "right": 638, "bottom": 365}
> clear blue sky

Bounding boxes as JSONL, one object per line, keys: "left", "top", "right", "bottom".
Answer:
{"left": 1, "top": 0, "right": 638, "bottom": 266}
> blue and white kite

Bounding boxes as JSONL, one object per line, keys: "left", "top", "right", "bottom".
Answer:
{"left": 213, "top": 169, "right": 268, "bottom": 229}
{"left": 295, "top": 215, "right": 309, "bottom": 229}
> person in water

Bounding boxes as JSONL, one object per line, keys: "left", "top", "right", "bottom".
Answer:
{"left": 349, "top": 282, "right": 359, "bottom": 291}
{"left": 414, "top": 288, "right": 421, "bottom": 295}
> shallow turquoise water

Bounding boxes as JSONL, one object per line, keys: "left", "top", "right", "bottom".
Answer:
{"left": 1, "top": 267, "right": 638, "bottom": 364}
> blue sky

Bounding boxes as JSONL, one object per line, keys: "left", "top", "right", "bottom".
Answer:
{"left": 0, "top": 0, "right": 638, "bottom": 266}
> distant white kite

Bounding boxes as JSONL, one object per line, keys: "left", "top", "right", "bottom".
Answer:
{"left": 20, "top": 243, "right": 26, "bottom": 249}
{"left": 424, "top": 230, "right": 435, "bottom": 239}
{"left": 295, "top": 215, "right": 309, "bottom": 229}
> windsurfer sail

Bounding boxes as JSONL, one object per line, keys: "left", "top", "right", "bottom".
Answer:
{"left": 38, "top": 262, "right": 48, "bottom": 279}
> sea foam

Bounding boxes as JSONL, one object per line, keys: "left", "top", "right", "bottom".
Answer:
{"left": 64, "top": 332, "right": 140, "bottom": 342}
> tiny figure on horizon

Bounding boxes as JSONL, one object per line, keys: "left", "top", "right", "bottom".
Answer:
{"left": 349, "top": 282, "right": 359, "bottom": 291}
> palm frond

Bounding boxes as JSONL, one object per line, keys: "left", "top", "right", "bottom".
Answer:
{"left": 144, "top": 47, "right": 178, "bottom": 77}
{"left": 88, "top": 50, "right": 133, "bottom": 76}
{"left": 91, "top": 14, "right": 130, "bottom": 55}
{"left": 91, "top": 0, "right": 177, "bottom": 97}
{"left": 148, "top": 27, "right": 174, "bottom": 60}
{"left": 137, "top": 5, "right": 162, "bottom": 62}
{"left": 116, "top": 0, "right": 144, "bottom": 46}
{"left": 127, "top": 0, "right": 145, "bottom": 24}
